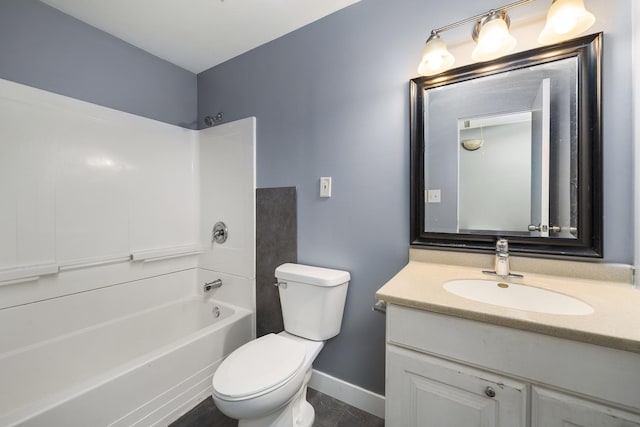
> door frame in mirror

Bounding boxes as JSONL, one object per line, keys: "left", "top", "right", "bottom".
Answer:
{"left": 410, "top": 33, "right": 603, "bottom": 257}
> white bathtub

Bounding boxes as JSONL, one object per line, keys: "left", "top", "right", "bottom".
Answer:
{"left": 0, "top": 270, "right": 253, "bottom": 426}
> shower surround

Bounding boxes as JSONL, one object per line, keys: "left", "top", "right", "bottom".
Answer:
{"left": 0, "top": 78, "right": 256, "bottom": 425}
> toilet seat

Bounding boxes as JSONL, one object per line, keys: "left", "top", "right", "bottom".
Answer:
{"left": 212, "top": 333, "right": 306, "bottom": 401}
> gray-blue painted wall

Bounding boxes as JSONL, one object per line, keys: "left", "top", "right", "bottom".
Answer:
{"left": 0, "top": 0, "right": 634, "bottom": 397}
{"left": 199, "top": 1, "right": 415, "bottom": 394}
{"left": 0, "top": 0, "right": 197, "bottom": 128}
{"left": 198, "top": 0, "right": 634, "bottom": 394}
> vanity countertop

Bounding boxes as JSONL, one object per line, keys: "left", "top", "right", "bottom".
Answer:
{"left": 376, "top": 260, "right": 640, "bottom": 354}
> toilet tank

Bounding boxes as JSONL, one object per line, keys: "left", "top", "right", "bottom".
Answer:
{"left": 275, "top": 263, "right": 350, "bottom": 341}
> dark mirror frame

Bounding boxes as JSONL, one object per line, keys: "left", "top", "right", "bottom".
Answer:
{"left": 410, "top": 33, "right": 603, "bottom": 258}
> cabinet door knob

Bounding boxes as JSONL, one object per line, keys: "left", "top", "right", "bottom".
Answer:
{"left": 484, "top": 386, "right": 496, "bottom": 398}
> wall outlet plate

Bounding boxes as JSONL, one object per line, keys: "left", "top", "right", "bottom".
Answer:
{"left": 427, "top": 189, "right": 441, "bottom": 203}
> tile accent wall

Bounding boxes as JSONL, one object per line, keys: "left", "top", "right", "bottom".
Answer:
{"left": 256, "top": 187, "right": 297, "bottom": 337}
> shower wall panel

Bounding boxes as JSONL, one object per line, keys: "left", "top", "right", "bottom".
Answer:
{"left": 198, "top": 118, "right": 256, "bottom": 280}
{"left": 0, "top": 78, "right": 199, "bottom": 308}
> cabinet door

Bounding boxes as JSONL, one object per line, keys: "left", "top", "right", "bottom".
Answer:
{"left": 386, "top": 345, "right": 527, "bottom": 427}
{"left": 532, "top": 387, "right": 640, "bottom": 427}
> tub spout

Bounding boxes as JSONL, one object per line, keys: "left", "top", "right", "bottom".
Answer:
{"left": 204, "top": 279, "right": 222, "bottom": 292}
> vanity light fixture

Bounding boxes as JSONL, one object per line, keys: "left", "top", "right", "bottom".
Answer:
{"left": 538, "top": 0, "right": 595, "bottom": 45}
{"left": 418, "top": 32, "right": 455, "bottom": 76}
{"left": 417, "top": 0, "right": 596, "bottom": 76}
{"left": 471, "top": 11, "right": 517, "bottom": 62}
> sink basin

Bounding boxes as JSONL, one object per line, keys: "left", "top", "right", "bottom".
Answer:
{"left": 443, "top": 279, "right": 593, "bottom": 315}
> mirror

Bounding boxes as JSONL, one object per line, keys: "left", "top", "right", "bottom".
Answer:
{"left": 410, "top": 33, "right": 602, "bottom": 257}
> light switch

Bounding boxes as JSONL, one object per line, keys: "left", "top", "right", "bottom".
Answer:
{"left": 320, "top": 177, "right": 332, "bottom": 197}
{"left": 427, "top": 189, "right": 441, "bottom": 203}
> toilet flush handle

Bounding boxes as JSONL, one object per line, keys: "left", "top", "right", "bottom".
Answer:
{"left": 273, "top": 281, "right": 287, "bottom": 289}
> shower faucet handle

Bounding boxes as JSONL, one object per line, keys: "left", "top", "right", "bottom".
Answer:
{"left": 212, "top": 221, "right": 228, "bottom": 244}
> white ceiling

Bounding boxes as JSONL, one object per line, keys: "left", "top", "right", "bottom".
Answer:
{"left": 40, "top": 0, "right": 360, "bottom": 74}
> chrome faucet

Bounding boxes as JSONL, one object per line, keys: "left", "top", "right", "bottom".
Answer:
{"left": 494, "top": 238, "right": 511, "bottom": 276}
{"left": 203, "top": 278, "right": 223, "bottom": 292}
{"left": 483, "top": 238, "right": 523, "bottom": 279}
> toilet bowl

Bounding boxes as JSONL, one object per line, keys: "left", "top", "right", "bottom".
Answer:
{"left": 212, "top": 332, "right": 323, "bottom": 427}
{"left": 211, "top": 263, "right": 350, "bottom": 427}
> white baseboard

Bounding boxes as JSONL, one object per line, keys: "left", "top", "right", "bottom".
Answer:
{"left": 308, "top": 369, "right": 385, "bottom": 419}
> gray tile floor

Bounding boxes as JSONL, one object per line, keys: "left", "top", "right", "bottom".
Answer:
{"left": 169, "top": 388, "right": 384, "bottom": 427}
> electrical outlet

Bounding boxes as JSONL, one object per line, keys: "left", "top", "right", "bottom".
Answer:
{"left": 427, "top": 189, "right": 441, "bottom": 203}
{"left": 320, "top": 177, "right": 332, "bottom": 197}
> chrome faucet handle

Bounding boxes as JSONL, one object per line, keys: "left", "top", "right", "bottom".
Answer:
{"left": 496, "top": 238, "right": 509, "bottom": 253}
{"left": 212, "top": 221, "right": 228, "bottom": 244}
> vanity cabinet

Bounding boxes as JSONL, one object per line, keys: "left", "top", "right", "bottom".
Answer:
{"left": 385, "top": 304, "right": 640, "bottom": 427}
{"left": 532, "top": 387, "right": 640, "bottom": 427}
{"left": 387, "top": 346, "right": 526, "bottom": 426}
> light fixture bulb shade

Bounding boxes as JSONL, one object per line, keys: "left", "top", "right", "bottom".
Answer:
{"left": 461, "top": 139, "right": 484, "bottom": 151}
{"left": 417, "top": 36, "right": 455, "bottom": 76}
{"left": 472, "top": 16, "right": 517, "bottom": 62}
{"left": 538, "top": 0, "right": 595, "bottom": 45}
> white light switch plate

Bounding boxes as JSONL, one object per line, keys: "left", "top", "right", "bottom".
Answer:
{"left": 320, "top": 177, "right": 332, "bottom": 197}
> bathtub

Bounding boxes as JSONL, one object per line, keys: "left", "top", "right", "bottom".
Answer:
{"left": 0, "top": 270, "right": 253, "bottom": 426}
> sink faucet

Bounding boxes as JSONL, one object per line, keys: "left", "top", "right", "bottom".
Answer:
{"left": 494, "top": 238, "right": 511, "bottom": 276}
{"left": 483, "top": 238, "right": 523, "bottom": 279}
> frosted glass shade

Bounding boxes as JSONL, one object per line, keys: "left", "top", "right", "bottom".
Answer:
{"left": 418, "top": 35, "right": 455, "bottom": 76}
{"left": 538, "top": 0, "right": 595, "bottom": 45}
{"left": 472, "top": 17, "right": 517, "bottom": 62}
{"left": 461, "top": 139, "right": 484, "bottom": 151}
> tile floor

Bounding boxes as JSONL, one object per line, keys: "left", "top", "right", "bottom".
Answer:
{"left": 169, "top": 388, "right": 385, "bottom": 427}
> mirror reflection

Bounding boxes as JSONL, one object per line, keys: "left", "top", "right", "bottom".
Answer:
{"left": 458, "top": 111, "right": 532, "bottom": 234}
{"left": 423, "top": 57, "right": 577, "bottom": 239}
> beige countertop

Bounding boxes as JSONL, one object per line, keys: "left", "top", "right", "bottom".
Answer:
{"left": 376, "top": 259, "right": 640, "bottom": 353}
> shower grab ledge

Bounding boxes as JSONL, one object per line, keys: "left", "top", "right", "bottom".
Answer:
{"left": 131, "top": 244, "right": 205, "bottom": 263}
{"left": 58, "top": 254, "right": 132, "bottom": 272}
{"left": 0, "top": 244, "right": 205, "bottom": 284}
{"left": 0, "top": 263, "right": 59, "bottom": 285}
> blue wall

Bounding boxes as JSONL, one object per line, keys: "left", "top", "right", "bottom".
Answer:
{"left": 199, "top": 0, "right": 416, "bottom": 394}
{"left": 0, "top": 0, "right": 634, "bottom": 396}
{"left": 0, "top": 0, "right": 197, "bottom": 128}
{"left": 198, "top": 0, "right": 634, "bottom": 394}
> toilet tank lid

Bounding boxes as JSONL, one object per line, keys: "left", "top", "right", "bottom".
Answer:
{"left": 275, "top": 263, "right": 350, "bottom": 287}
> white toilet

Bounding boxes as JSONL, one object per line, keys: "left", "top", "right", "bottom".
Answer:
{"left": 211, "top": 263, "right": 350, "bottom": 427}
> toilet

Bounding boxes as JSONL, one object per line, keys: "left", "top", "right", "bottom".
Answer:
{"left": 211, "top": 263, "right": 350, "bottom": 427}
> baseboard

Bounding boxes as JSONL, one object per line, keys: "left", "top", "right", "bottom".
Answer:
{"left": 308, "top": 370, "right": 385, "bottom": 419}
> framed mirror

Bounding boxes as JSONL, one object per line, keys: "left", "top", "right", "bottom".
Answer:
{"left": 410, "top": 33, "right": 602, "bottom": 257}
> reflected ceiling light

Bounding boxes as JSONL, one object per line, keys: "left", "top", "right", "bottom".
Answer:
{"left": 418, "top": 32, "right": 455, "bottom": 76}
{"left": 461, "top": 139, "right": 484, "bottom": 151}
{"left": 472, "top": 11, "right": 517, "bottom": 62}
{"left": 461, "top": 122, "right": 485, "bottom": 151}
{"left": 538, "top": 0, "right": 595, "bottom": 45}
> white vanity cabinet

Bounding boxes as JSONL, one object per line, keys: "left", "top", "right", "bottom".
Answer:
{"left": 532, "top": 387, "right": 640, "bottom": 427}
{"left": 385, "top": 304, "right": 640, "bottom": 427}
{"left": 387, "top": 345, "right": 527, "bottom": 426}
